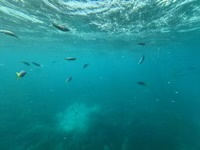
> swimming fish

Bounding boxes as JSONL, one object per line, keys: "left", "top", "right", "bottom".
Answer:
{"left": 137, "top": 81, "right": 148, "bottom": 86}
{"left": 138, "top": 55, "right": 145, "bottom": 64}
{"left": 32, "top": 62, "right": 41, "bottom": 67}
{"left": 16, "top": 70, "right": 26, "bottom": 79}
{"left": 188, "top": 66, "right": 195, "bottom": 70}
{"left": 83, "top": 64, "right": 89, "bottom": 69}
{"left": 0, "top": 30, "right": 19, "bottom": 38}
{"left": 65, "top": 57, "right": 76, "bottom": 61}
{"left": 138, "top": 42, "right": 145, "bottom": 46}
{"left": 65, "top": 76, "right": 72, "bottom": 83}
{"left": 52, "top": 23, "right": 70, "bottom": 32}
{"left": 21, "top": 61, "right": 30, "bottom": 66}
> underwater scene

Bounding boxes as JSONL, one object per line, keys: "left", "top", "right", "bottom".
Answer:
{"left": 1, "top": 0, "right": 200, "bottom": 150}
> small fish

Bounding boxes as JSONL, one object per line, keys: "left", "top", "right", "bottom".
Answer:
{"left": 16, "top": 70, "right": 26, "bottom": 79}
{"left": 21, "top": 61, "right": 30, "bottom": 66}
{"left": 83, "top": 64, "right": 89, "bottom": 69}
{"left": 138, "top": 55, "right": 145, "bottom": 64}
{"left": 32, "top": 62, "right": 41, "bottom": 67}
{"left": 65, "top": 57, "right": 76, "bottom": 61}
{"left": 65, "top": 76, "right": 72, "bottom": 83}
{"left": 138, "top": 42, "right": 145, "bottom": 46}
{"left": 0, "top": 30, "right": 19, "bottom": 38}
{"left": 137, "top": 81, "right": 148, "bottom": 86}
{"left": 188, "top": 66, "right": 195, "bottom": 70}
{"left": 52, "top": 23, "right": 70, "bottom": 32}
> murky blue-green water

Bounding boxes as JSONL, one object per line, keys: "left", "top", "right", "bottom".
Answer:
{"left": 1, "top": 0, "right": 200, "bottom": 150}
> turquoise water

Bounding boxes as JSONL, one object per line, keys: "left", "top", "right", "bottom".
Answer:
{"left": 1, "top": 0, "right": 200, "bottom": 150}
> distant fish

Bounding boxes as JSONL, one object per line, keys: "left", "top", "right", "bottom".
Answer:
{"left": 138, "top": 42, "right": 145, "bottom": 46}
{"left": 137, "top": 81, "right": 148, "bottom": 86}
{"left": 52, "top": 23, "right": 70, "bottom": 32}
{"left": 21, "top": 61, "right": 30, "bottom": 66}
{"left": 0, "top": 30, "right": 19, "bottom": 38}
{"left": 188, "top": 66, "right": 195, "bottom": 70}
{"left": 16, "top": 70, "right": 26, "bottom": 80}
{"left": 65, "top": 57, "right": 76, "bottom": 61}
{"left": 138, "top": 55, "right": 145, "bottom": 64}
{"left": 83, "top": 64, "right": 89, "bottom": 69}
{"left": 65, "top": 76, "right": 72, "bottom": 83}
{"left": 32, "top": 62, "right": 41, "bottom": 67}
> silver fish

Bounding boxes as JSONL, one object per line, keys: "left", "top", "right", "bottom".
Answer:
{"left": 21, "top": 61, "right": 30, "bottom": 66}
{"left": 65, "top": 76, "right": 72, "bottom": 83}
{"left": 138, "top": 55, "right": 145, "bottom": 64}
{"left": 16, "top": 70, "right": 26, "bottom": 79}
{"left": 52, "top": 23, "right": 70, "bottom": 32}
{"left": 138, "top": 42, "right": 145, "bottom": 46}
{"left": 65, "top": 57, "right": 76, "bottom": 61}
{"left": 83, "top": 64, "right": 89, "bottom": 69}
{"left": 137, "top": 81, "right": 148, "bottom": 86}
{"left": 0, "top": 30, "right": 19, "bottom": 38}
{"left": 32, "top": 62, "right": 41, "bottom": 67}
